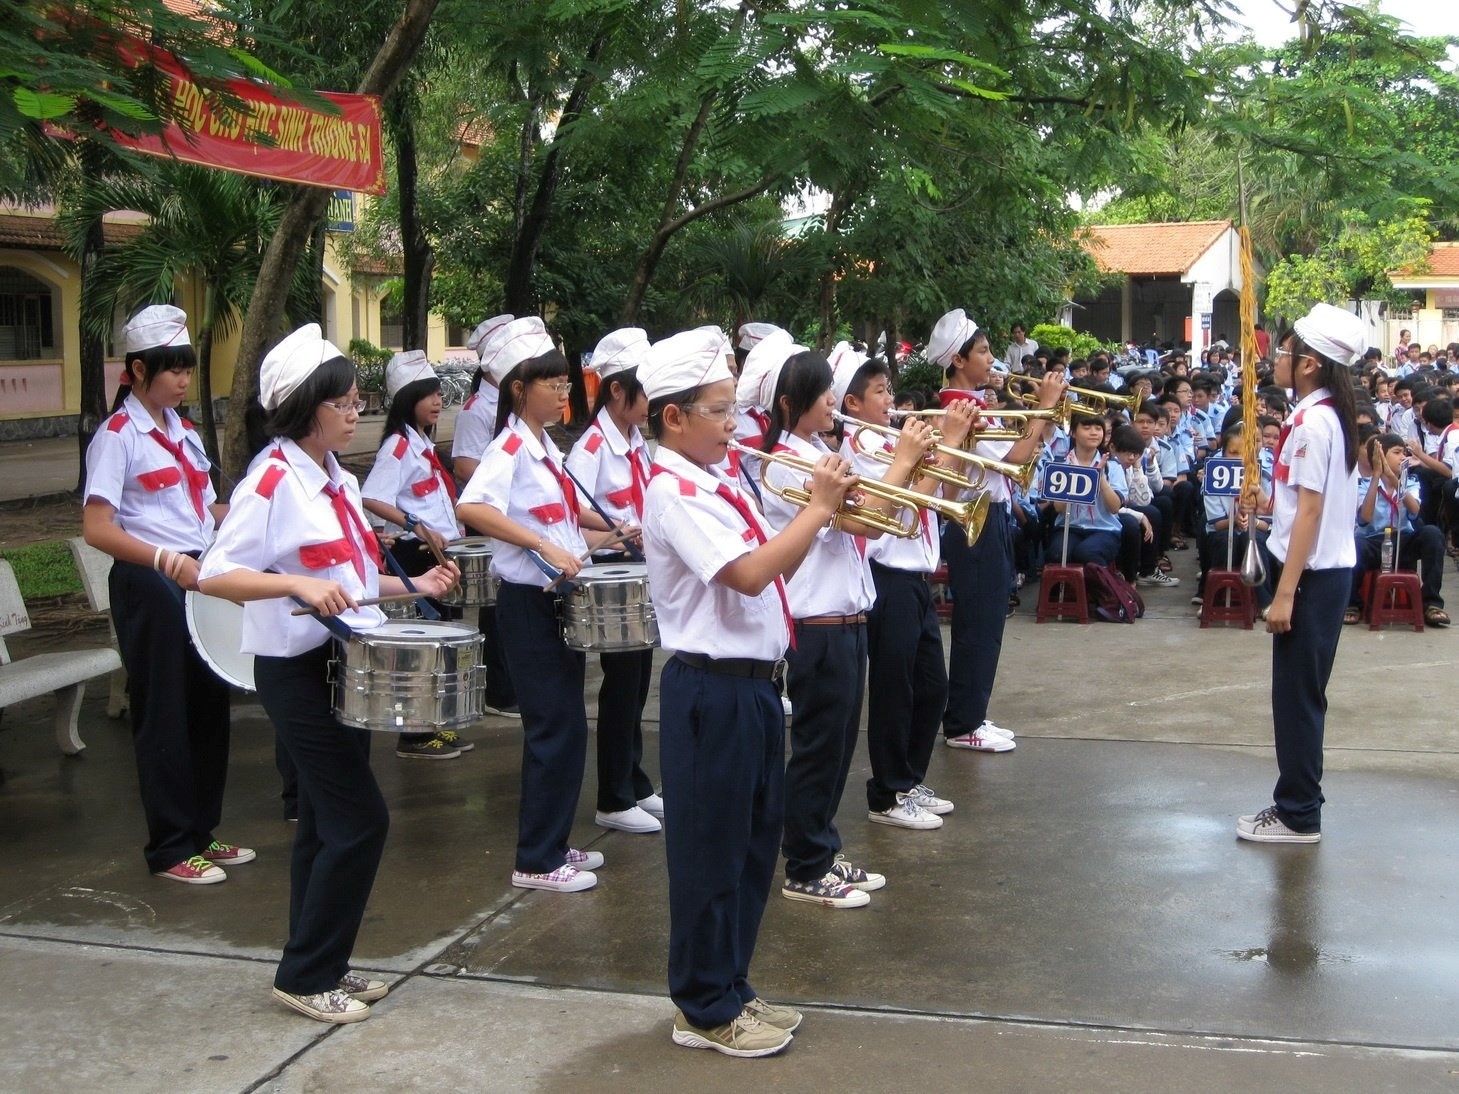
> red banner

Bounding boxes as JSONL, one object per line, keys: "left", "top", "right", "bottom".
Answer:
{"left": 95, "top": 35, "right": 385, "bottom": 194}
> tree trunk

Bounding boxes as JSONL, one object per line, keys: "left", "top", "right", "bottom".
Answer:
{"left": 74, "top": 146, "right": 107, "bottom": 495}
{"left": 502, "top": 30, "right": 611, "bottom": 316}
{"left": 395, "top": 107, "right": 434, "bottom": 350}
{"left": 223, "top": 0, "right": 444, "bottom": 482}
{"left": 815, "top": 185, "right": 856, "bottom": 349}
{"left": 196, "top": 280, "right": 221, "bottom": 475}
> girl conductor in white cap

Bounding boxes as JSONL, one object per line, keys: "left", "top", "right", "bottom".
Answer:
{"left": 82, "top": 305, "right": 250, "bottom": 886}
{"left": 199, "top": 326, "right": 458, "bottom": 1024}
{"left": 566, "top": 328, "right": 663, "bottom": 835}
{"left": 1236, "top": 304, "right": 1360, "bottom": 845}
{"left": 361, "top": 350, "right": 471, "bottom": 760}
{"left": 456, "top": 317, "right": 621, "bottom": 894}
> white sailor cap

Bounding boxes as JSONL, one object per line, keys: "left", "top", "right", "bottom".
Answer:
{"left": 385, "top": 350, "right": 436, "bottom": 400}
{"left": 122, "top": 305, "right": 191, "bottom": 356}
{"left": 640, "top": 326, "right": 733, "bottom": 402}
{"left": 926, "top": 308, "right": 979, "bottom": 367}
{"left": 260, "top": 324, "right": 345, "bottom": 411}
{"left": 479, "top": 317, "right": 556, "bottom": 384}
{"left": 588, "top": 327, "right": 650, "bottom": 380}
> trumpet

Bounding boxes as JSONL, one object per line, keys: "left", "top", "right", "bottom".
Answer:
{"left": 729, "top": 440, "right": 991, "bottom": 546}
{"left": 1018, "top": 385, "right": 1141, "bottom": 416}
{"left": 834, "top": 413, "right": 1040, "bottom": 494}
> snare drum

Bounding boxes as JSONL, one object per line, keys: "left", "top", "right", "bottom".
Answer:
{"left": 440, "top": 537, "right": 497, "bottom": 607}
{"left": 561, "top": 563, "right": 659, "bottom": 652}
{"left": 185, "top": 589, "right": 254, "bottom": 691}
{"left": 331, "top": 621, "right": 484, "bottom": 732}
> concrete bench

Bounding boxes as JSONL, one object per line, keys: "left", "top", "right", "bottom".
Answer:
{"left": 67, "top": 537, "right": 128, "bottom": 718}
{"left": 0, "top": 559, "right": 122, "bottom": 755}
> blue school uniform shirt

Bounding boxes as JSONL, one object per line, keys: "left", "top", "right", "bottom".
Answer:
{"left": 1055, "top": 455, "right": 1126, "bottom": 533}
{"left": 1357, "top": 473, "right": 1418, "bottom": 536}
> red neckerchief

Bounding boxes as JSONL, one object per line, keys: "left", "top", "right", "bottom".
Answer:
{"left": 1273, "top": 397, "right": 1335, "bottom": 484}
{"left": 938, "top": 388, "right": 986, "bottom": 410}
{"left": 322, "top": 482, "right": 383, "bottom": 582}
{"left": 628, "top": 444, "right": 650, "bottom": 519}
{"left": 649, "top": 462, "right": 796, "bottom": 650}
{"left": 145, "top": 429, "right": 209, "bottom": 521}
{"left": 422, "top": 443, "right": 458, "bottom": 505}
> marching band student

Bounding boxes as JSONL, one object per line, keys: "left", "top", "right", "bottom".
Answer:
{"left": 1051, "top": 416, "right": 1128, "bottom": 568}
{"left": 758, "top": 345, "right": 922, "bottom": 908}
{"left": 82, "top": 305, "right": 247, "bottom": 884}
{"left": 456, "top": 317, "right": 619, "bottom": 893}
{"left": 361, "top": 350, "right": 470, "bottom": 760}
{"left": 1236, "top": 304, "right": 1360, "bottom": 845}
{"left": 1351, "top": 432, "right": 1448, "bottom": 626}
{"left": 450, "top": 314, "right": 518, "bottom": 718}
{"left": 927, "top": 309, "right": 1065, "bottom": 753}
{"left": 730, "top": 325, "right": 793, "bottom": 495}
{"left": 838, "top": 347, "right": 973, "bottom": 830}
{"left": 639, "top": 326, "right": 858, "bottom": 1057}
{"left": 198, "top": 324, "right": 458, "bottom": 1023}
{"left": 566, "top": 327, "right": 662, "bottom": 834}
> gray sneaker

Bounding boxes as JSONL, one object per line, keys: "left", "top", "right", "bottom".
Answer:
{"left": 907, "top": 784, "right": 955, "bottom": 815}
{"left": 781, "top": 871, "right": 870, "bottom": 908}
{"left": 672, "top": 1010, "right": 793, "bottom": 1057}
{"left": 743, "top": 997, "right": 803, "bottom": 1032}
{"left": 1236, "top": 805, "right": 1320, "bottom": 844}
{"left": 272, "top": 987, "right": 370, "bottom": 1024}
{"left": 830, "top": 853, "right": 886, "bottom": 891}
{"left": 338, "top": 972, "right": 389, "bottom": 1002}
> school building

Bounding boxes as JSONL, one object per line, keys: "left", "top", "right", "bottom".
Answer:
{"left": 1386, "top": 242, "right": 1459, "bottom": 351}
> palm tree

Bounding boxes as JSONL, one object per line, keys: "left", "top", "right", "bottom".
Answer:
{"left": 677, "top": 219, "right": 818, "bottom": 335}
{"left": 61, "top": 162, "right": 313, "bottom": 466}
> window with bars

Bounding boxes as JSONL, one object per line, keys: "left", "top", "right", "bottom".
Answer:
{"left": 0, "top": 268, "right": 56, "bottom": 360}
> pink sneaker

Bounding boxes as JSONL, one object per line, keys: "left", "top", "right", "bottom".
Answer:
{"left": 565, "top": 848, "right": 604, "bottom": 870}
{"left": 511, "top": 866, "right": 597, "bottom": 893}
{"left": 154, "top": 855, "right": 227, "bottom": 884}
{"left": 200, "top": 841, "right": 256, "bottom": 865}
{"left": 944, "top": 728, "right": 1016, "bottom": 753}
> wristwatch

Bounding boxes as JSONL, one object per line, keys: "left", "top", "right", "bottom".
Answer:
{"left": 403, "top": 512, "right": 419, "bottom": 533}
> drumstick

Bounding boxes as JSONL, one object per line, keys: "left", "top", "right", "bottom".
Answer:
{"left": 290, "top": 593, "right": 424, "bottom": 616}
{"left": 543, "top": 528, "right": 638, "bottom": 592}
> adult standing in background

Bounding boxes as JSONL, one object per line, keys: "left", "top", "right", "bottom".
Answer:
{"left": 1004, "top": 323, "right": 1037, "bottom": 374}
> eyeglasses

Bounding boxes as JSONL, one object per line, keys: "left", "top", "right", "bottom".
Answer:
{"left": 321, "top": 399, "right": 366, "bottom": 414}
{"left": 681, "top": 402, "right": 737, "bottom": 424}
{"left": 536, "top": 381, "right": 573, "bottom": 394}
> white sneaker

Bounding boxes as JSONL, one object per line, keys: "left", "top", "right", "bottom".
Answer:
{"left": 905, "top": 784, "right": 954, "bottom": 815}
{"left": 272, "top": 987, "right": 370, "bottom": 1024}
{"left": 1137, "top": 570, "right": 1181, "bottom": 587}
{"left": 1236, "top": 806, "right": 1320, "bottom": 844}
{"left": 781, "top": 695, "right": 793, "bottom": 718}
{"left": 869, "top": 797, "right": 943, "bottom": 829}
{"left": 511, "top": 865, "right": 598, "bottom": 892}
{"left": 637, "top": 792, "right": 665, "bottom": 820}
{"left": 595, "top": 806, "right": 661, "bottom": 833}
{"left": 979, "top": 719, "right": 1016, "bottom": 741}
{"left": 565, "top": 848, "right": 605, "bottom": 871}
{"left": 945, "top": 727, "right": 1016, "bottom": 752}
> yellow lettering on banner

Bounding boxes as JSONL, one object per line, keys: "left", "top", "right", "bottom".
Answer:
{"left": 171, "top": 78, "right": 209, "bottom": 136}
{"left": 242, "top": 102, "right": 277, "bottom": 145}
{"left": 276, "top": 107, "right": 309, "bottom": 153}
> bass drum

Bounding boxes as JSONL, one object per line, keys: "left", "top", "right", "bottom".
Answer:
{"left": 185, "top": 589, "right": 254, "bottom": 691}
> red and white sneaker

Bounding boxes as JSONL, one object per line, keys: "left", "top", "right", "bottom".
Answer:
{"left": 200, "top": 840, "right": 256, "bottom": 865}
{"left": 944, "top": 727, "right": 1016, "bottom": 753}
{"left": 154, "top": 855, "right": 226, "bottom": 884}
{"left": 565, "top": 848, "right": 604, "bottom": 871}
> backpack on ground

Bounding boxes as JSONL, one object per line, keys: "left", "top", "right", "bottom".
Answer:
{"left": 1083, "top": 562, "right": 1145, "bottom": 623}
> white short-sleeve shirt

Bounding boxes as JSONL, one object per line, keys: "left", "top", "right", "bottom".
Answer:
{"left": 565, "top": 409, "right": 650, "bottom": 535}
{"left": 83, "top": 394, "right": 217, "bottom": 553}
{"left": 450, "top": 380, "right": 499, "bottom": 464}
{"left": 1267, "top": 388, "right": 1358, "bottom": 569}
{"left": 841, "top": 436, "right": 939, "bottom": 573}
{"left": 642, "top": 447, "right": 790, "bottom": 661}
{"left": 361, "top": 425, "right": 462, "bottom": 539}
{"left": 199, "top": 438, "right": 385, "bottom": 656}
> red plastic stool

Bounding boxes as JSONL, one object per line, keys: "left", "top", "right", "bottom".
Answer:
{"left": 1036, "top": 564, "right": 1089, "bottom": 623}
{"left": 930, "top": 566, "right": 952, "bottom": 620}
{"left": 1199, "top": 570, "right": 1257, "bottom": 629}
{"left": 1368, "top": 571, "right": 1424, "bottom": 632}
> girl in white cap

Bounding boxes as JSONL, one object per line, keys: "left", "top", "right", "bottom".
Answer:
{"left": 199, "top": 325, "right": 458, "bottom": 1024}
{"left": 82, "top": 304, "right": 250, "bottom": 886}
{"left": 566, "top": 328, "right": 661, "bottom": 835}
{"left": 362, "top": 350, "right": 471, "bottom": 760}
{"left": 456, "top": 317, "right": 620, "bottom": 893}
{"left": 1236, "top": 304, "right": 1360, "bottom": 845}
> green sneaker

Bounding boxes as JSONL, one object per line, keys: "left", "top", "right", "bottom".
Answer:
{"left": 743, "top": 997, "right": 802, "bottom": 1032}
{"left": 672, "top": 1010, "right": 793, "bottom": 1057}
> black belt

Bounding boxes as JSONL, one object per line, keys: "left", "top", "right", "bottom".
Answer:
{"left": 674, "top": 651, "right": 786, "bottom": 683}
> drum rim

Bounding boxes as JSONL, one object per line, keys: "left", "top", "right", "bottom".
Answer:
{"left": 184, "top": 587, "right": 256, "bottom": 692}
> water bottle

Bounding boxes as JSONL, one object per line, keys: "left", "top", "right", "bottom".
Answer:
{"left": 1381, "top": 527, "right": 1394, "bottom": 572}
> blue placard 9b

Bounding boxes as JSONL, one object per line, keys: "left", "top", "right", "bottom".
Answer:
{"left": 1041, "top": 463, "right": 1100, "bottom": 503}
{"left": 1205, "top": 457, "right": 1244, "bottom": 497}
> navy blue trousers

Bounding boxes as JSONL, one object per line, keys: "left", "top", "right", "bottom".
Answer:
{"left": 943, "top": 504, "right": 1012, "bottom": 736}
{"left": 1062, "top": 526, "right": 1121, "bottom": 567}
{"left": 866, "top": 563, "right": 947, "bottom": 811}
{"left": 109, "top": 560, "right": 231, "bottom": 873}
{"left": 255, "top": 643, "right": 389, "bottom": 995}
{"left": 661, "top": 657, "right": 783, "bottom": 1028}
{"left": 479, "top": 604, "right": 517, "bottom": 709}
{"left": 595, "top": 647, "right": 655, "bottom": 812}
{"left": 495, "top": 581, "right": 588, "bottom": 874}
{"left": 1270, "top": 564, "right": 1349, "bottom": 833}
{"left": 783, "top": 621, "right": 866, "bottom": 882}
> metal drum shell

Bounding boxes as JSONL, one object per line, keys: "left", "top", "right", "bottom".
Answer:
{"left": 441, "top": 538, "right": 497, "bottom": 607}
{"left": 562, "top": 563, "right": 660, "bottom": 652}
{"left": 331, "top": 621, "right": 485, "bottom": 732}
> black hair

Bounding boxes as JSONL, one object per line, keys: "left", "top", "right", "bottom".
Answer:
{"left": 647, "top": 384, "right": 705, "bottom": 437}
{"left": 1256, "top": 385, "right": 1289, "bottom": 415}
{"left": 265, "top": 355, "right": 357, "bottom": 441}
{"left": 845, "top": 358, "right": 891, "bottom": 406}
{"left": 381, "top": 377, "right": 442, "bottom": 442}
{"left": 1393, "top": 376, "right": 1416, "bottom": 394}
{"left": 1421, "top": 395, "right": 1452, "bottom": 430}
{"left": 1220, "top": 405, "right": 1242, "bottom": 433}
{"left": 895, "top": 387, "right": 930, "bottom": 412}
{"left": 945, "top": 330, "right": 989, "bottom": 381}
{"left": 1135, "top": 399, "right": 1163, "bottom": 420}
{"left": 590, "top": 366, "right": 645, "bottom": 419}
{"left": 1374, "top": 430, "right": 1405, "bottom": 452}
{"left": 763, "top": 350, "right": 833, "bottom": 451}
{"left": 1217, "top": 421, "right": 1244, "bottom": 453}
{"left": 1257, "top": 415, "right": 1281, "bottom": 432}
{"left": 1162, "top": 375, "right": 1192, "bottom": 396}
{"left": 110, "top": 342, "right": 198, "bottom": 412}
{"left": 1279, "top": 330, "right": 1359, "bottom": 472}
{"left": 1109, "top": 424, "right": 1144, "bottom": 454}
{"left": 494, "top": 349, "right": 570, "bottom": 437}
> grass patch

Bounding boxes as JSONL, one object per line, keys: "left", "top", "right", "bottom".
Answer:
{"left": 0, "top": 541, "right": 84, "bottom": 600}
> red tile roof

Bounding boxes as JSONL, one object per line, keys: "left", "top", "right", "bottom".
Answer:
{"left": 1080, "top": 220, "right": 1232, "bottom": 277}
{"left": 1393, "top": 242, "right": 1459, "bottom": 279}
{"left": 0, "top": 214, "right": 142, "bottom": 251}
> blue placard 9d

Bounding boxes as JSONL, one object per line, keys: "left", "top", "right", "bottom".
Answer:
{"left": 1205, "top": 457, "right": 1244, "bottom": 497}
{"left": 1041, "top": 463, "right": 1100, "bottom": 503}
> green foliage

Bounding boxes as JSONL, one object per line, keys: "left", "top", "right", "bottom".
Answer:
{"left": 1264, "top": 209, "right": 1435, "bottom": 322}
{"left": 349, "top": 339, "right": 391, "bottom": 392}
{"left": 0, "top": 542, "right": 83, "bottom": 600}
{"left": 1028, "top": 325, "right": 1115, "bottom": 360}
{"left": 893, "top": 355, "right": 944, "bottom": 398}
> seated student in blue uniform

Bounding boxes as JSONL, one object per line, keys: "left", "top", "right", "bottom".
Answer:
{"left": 1197, "top": 424, "right": 1274, "bottom": 607}
{"left": 1050, "top": 415, "right": 1127, "bottom": 567}
{"left": 1348, "top": 431, "right": 1448, "bottom": 627}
